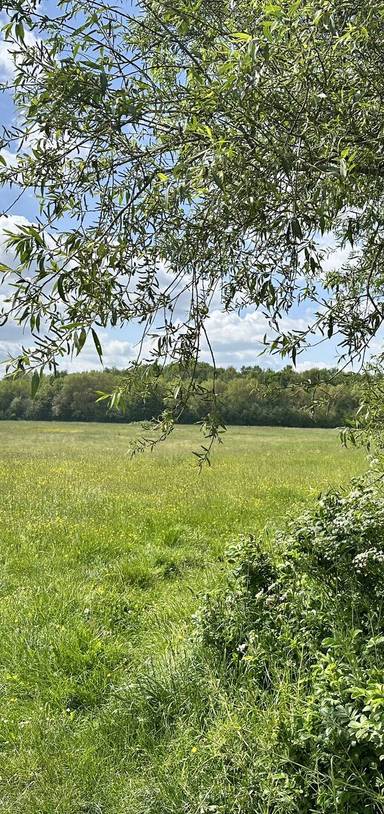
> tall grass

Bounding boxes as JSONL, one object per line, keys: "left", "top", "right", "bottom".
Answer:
{"left": 0, "top": 423, "right": 364, "bottom": 813}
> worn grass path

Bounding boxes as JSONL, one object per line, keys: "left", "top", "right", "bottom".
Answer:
{"left": 0, "top": 423, "right": 365, "bottom": 813}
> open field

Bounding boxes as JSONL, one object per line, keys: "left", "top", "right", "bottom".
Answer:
{"left": 0, "top": 423, "right": 365, "bottom": 813}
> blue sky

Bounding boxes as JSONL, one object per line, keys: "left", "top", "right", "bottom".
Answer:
{"left": 0, "top": 5, "right": 347, "bottom": 374}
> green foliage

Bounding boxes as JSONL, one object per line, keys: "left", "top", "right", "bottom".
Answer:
{"left": 1, "top": 0, "right": 384, "bottom": 430}
{"left": 342, "top": 363, "right": 384, "bottom": 465}
{"left": 169, "top": 476, "right": 384, "bottom": 812}
{"left": 0, "top": 363, "right": 362, "bottom": 427}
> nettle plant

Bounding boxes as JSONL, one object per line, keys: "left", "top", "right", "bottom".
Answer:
{"left": 2, "top": 2, "right": 384, "bottom": 451}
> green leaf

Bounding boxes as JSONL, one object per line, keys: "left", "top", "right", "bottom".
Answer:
{"left": 76, "top": 327, "right": 87, "bottom": 355}
{"left": 291, "top": 218, "right": 303, "bottom": 240}
{"left": 57, "top": 276, "right": 67, "bottom": 303}
{"left": 232, "top": 32, "right": 252, "bottom": 42}
{"left": 95, "top": 390, "right": 111, "bottom": 402}
{"left": 264, "top": 3, "right": 282, "bottom": 14}
{"left": 15, "top": 21, "right": 25, "bottom": 43}
{"left": 31, "top": 370, "right": 40, "bottom": 398}
{"left": 91, "top": 328, "right": 103, "bottom": 362}
{"left": 100, "top": 72, "right": 108, "bottom": 95}
{"left": 27, "top": 226, "right": 44, "bottom": 247}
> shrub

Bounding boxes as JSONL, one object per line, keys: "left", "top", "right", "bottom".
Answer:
{"left": 102, "top": 475, "right": 384, "bottom": 813}
{"left": 188, "top": 475, "right": 384, "bottom": 812}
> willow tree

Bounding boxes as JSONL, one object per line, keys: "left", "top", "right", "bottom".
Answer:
{"left": 1, "top": 0, "right": 384, "bottom": 447}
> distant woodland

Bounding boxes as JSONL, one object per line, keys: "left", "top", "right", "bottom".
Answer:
{"left": 0, "top": 364, "right": 362, "bottom": 427}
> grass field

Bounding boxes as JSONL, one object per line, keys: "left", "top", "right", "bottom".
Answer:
{"left": 0, "top": 422, "right": 365, "bottom": 813}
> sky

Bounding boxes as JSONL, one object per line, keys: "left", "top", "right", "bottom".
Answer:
{"left": 0, "top": 4, "right": 349, "bottom": 375}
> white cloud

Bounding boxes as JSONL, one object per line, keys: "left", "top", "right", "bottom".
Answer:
{"left": 204, "top": 308, "right": 309, "bottom": 352}
{"left": 0, "top": 213, "right": 31, "bottom": 265}
{"left": 0, "top": 40, "right": 14, "bottom": 80}
{"left": 65, "top": 336, "right": 141, "bottom": 373}
{"left": 63, "top": 308, "right": 335, "bottom": 372}
{"left": 0, "top": 28, "right": 39, "bottom": 81}
{"left": 0, "top": 148, "right": 19, "bottom": 166}
{"left": 322, "top": 245, "right": 352, "bottom": 273}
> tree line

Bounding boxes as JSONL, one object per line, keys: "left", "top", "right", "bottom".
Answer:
{"left": 0, "top": 364, "right": 362, "bottom": 427}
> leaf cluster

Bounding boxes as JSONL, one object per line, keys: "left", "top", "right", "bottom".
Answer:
{"left": 1, "top": 0, "right": 384, "bottom": 380}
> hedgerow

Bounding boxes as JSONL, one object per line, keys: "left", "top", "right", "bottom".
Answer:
{"left": 133, "top": 475, "right": 384, "bottom": 813}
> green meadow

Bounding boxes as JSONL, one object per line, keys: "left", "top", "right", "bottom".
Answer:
{"left": 0, "top": 423, "right": 365, "bottom": 813}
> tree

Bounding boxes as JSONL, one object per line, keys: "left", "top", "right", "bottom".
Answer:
{"left": 1, "top": 0, "right": 384, "bottom": 446}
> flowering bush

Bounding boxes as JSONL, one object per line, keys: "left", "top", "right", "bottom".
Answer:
{"left": 193, "top": 475, "right": 384, "bottom": 812}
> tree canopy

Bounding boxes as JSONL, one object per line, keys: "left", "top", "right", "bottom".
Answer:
{"left": 0, "top": 363, "right": 362, "bottom": 426}
{"left": 1, "top": 0, "right": 384, "bottom": 437}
